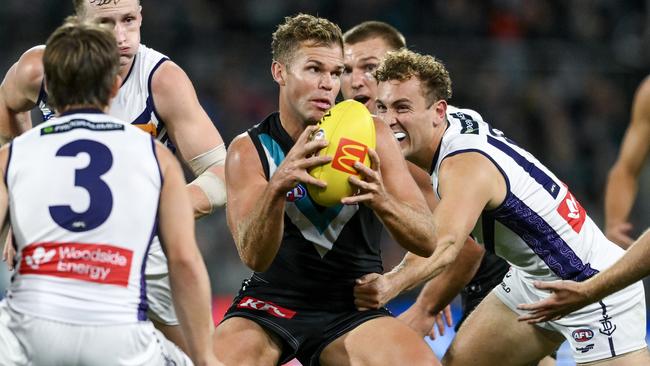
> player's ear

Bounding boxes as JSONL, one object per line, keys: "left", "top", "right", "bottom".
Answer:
{"left": 109, "top": 75, "right": 121, "bottom": 100}
{"left": 431, "top": 99, "right": 447, "bottom": 127}
{"left": 271, "top": 61, "right": 286, "bottom": 86}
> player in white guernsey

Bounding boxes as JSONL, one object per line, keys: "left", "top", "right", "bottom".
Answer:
{"left": 0, "top": 0, "right": 227, "bottom": 350}
{"left": 339, "top": 21, "right": 488, "bottom": 342}
{"left": 373, "top": 49, "right": 650, "bottom": 365}
{"left": 0, "top": 20, "right": 219, "bottom": 366}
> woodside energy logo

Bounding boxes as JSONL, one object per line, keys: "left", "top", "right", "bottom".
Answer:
{"left": 19, "top": 242, "right": 133, "bottom": 287}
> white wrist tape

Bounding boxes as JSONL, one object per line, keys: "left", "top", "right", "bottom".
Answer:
{"left": 188, "top": 144, "right": 227, "bottom": 209}
{"left": 188, "top": 143, "right": 226, "bottom": 176}
{"left": 189, "top": 171, "right": 227, "bottom": 208}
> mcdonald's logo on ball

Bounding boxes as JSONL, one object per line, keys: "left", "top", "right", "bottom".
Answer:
{"left": 308, "top": 100, "right": 376, "bottom": 207}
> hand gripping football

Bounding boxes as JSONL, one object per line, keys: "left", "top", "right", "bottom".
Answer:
{"left": 308, "top": 100, "right": 376, "bottom": 206}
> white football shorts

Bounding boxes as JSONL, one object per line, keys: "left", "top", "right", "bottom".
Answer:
{"left": 145, "top": 239, "right": 179, "bottom": 326}
{"left": 495, "top": 266, "right": 647, "bottom": 363}
{"left": 0, "top": 302, "right": 191, "bottom": 366}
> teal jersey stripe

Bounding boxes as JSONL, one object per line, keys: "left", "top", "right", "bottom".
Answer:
{"left": 258, "top": 133, "right": 346, "bottom": 236}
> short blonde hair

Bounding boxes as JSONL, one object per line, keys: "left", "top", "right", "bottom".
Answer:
{"left": 43, "top": 18, "right": 120, "bottom": 111}
{"left": 271, "top": 13, "right": 343, "bottom": 65}
{"left": 375, "top": 49, "right": 452, "bottom": 103}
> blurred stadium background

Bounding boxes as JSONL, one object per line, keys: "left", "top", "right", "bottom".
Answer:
{"left": 1, "top": 1, "right": 649, "bottom": 364}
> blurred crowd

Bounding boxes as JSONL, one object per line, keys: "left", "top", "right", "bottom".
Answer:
{"left": 1, "top": 0, "right": 649, "bottom": 296}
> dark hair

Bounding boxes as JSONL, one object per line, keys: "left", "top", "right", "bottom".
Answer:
{"left": 271, "top": 13, "right": 343, "bottom": 65}
{"left": 343, "top": 21, "right": 406, "bottom": 50}
{"left": 376, "top": 49, "right": 452, "bottom": 103}
{"left": 43, "top": 18, "right": 120, "bottom": 111}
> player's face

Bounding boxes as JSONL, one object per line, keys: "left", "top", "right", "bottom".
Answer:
{"left": 83, "top": 0, "right": 142, "bottom": 68}
{"left": 376, "top": 77, "right": 444, "bottom": 165}
{"left": 341, "top": 37, "right": 392, "bottom": 113}
{"left": 281, "top": 43, "right": 344, "bottom": 124}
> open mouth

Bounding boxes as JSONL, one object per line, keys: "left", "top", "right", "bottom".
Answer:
{"left": 312, "top": 99, "right": 332, "bottom": 110}
{"left": 394, "top": 132, "right": 407, "bottom": 141}
{"left": 353, "top": 95, "right": 371, "bottom": 105}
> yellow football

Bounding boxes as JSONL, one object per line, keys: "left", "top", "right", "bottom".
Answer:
{"left": 308, "top": 100, "right": 376, "bottom": 206}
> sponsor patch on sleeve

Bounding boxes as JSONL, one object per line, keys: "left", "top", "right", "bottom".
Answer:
{"left": 557, "top": 189, "right": 586, "bottom": 233}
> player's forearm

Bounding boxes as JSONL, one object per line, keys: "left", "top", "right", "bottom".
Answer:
{"left": 235, "top": 184, "right": 287, "bottom": 272}
{"left": 415, "top": 238, "right": 484, "bottom": 314}
{"left": 387, "top": 235, "right": 480, "bottom": 303}
{"left": 168, "top": 255, "right": 215, "bottom": 364}
{"left": 405, "top": 237, "right": 470, "bottom": 318}
{"left": 586, "top": 229, "right": 650, "bottom": 301}
{"left": 374, "top": 197, "right": 435, "bottom": 257}
{"left": 604, "top": 165, "right": 638, "bottom": 227}
{"left": 0, "top": 107, "right": 31, "bottom": 145}
{"left": 188, "top": 160, "right": 227, "bottom": 219}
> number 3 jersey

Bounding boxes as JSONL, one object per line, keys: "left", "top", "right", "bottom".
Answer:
{"left": 5, "top": 110, "right": 162, "bottom": 325}
{"left": 431, "top": 106, "right": 624, "bottom": 281}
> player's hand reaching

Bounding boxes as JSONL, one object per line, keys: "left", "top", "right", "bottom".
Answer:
{"left": 517, "top": 280, "right": 592, "bottom": 323}
{"left": 342, "top": 148, "right": 387, "bottom": 208}
{"left": 429, "top": 305, "right": 453, "bottom": 340}
{"left": 353, "top": 272, "right": 399, "bottom": 310}
{"left": 605, "top": 222, "right": 635, "bottom": 249}
{"left": 398, "top": 303, "right": 453, "bottom": 340}
{"left": 270, "top": 125, "right": 332, "bottom": 194}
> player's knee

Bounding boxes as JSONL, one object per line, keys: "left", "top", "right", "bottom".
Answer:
{"left": 213, "top": 321, "right": 282, "bottom": 365}
{"left": 389, "top": 342, "right": 439, "bottom": 366}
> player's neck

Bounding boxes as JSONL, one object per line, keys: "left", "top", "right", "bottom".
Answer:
{"left": 118, "top": 58, "right": 135, "bottom": 82}
{"left": 278, "top": 101, "right": 314, "bottom": 142}
{"left": 58, "top": 104, "right": 108, "bottom": 116}
{"left": 411, "top": 144, "right": 438, "bottom": 173}
{"left": 410, "top": 126, "right": 446, "bottom": 172}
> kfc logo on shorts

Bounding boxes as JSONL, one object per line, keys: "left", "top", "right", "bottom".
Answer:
{"left": 237, "top": 296, "right": 296, "bottom": 319}
{"left": 572, "top": 329, "right": 594, "bottom": 342}
{"left": 286, "top": 184, "right": 306, "bottom": 202}
{"left": 19, "top": 242, "right": 133, "bottom": 287}
{"left": 557, "top": 188, "right": 586, "bottom": 233}
{"left": 331, "top": 138, "right": 368, "bottom": 175}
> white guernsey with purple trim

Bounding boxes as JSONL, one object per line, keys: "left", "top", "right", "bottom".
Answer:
{"left": 430, "top": 106, "right": 647, "bottom": 362}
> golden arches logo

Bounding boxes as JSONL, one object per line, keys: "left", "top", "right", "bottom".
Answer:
{"left": 331, "top": 138, "right": 368, "bottom": 174}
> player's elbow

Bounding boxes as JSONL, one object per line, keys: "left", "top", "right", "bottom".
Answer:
{"left": 465, "top": 237, "right": 485, "bottom": 259}
{"left": 241, "top": 254, "right": 272, "bottom": 272}
{"left": 436, "top": 235, "right": 463, "bottom": 266}
{"left": 167, "top": 251, "right": 204, "bottom": 279}
{"left": 608, "top": 160, "right": 640, "bottom": 181}
{"left": 410, "top": 244, "right": 435, "bottom": 258}
{"left": 237, "top": 243, "right": 273, "bottom": 272}
{"left": 414, "top": 231, "right": 438, "bottom": 257}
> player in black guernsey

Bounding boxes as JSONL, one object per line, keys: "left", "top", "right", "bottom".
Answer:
{"left": 213, "top": 14, "right": 439, "bottom": 366}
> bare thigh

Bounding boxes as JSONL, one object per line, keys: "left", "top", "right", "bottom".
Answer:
{"left": 319, "top": 316, "right": 439, "bottom": 366}
{"left": 536, "top": 355, "right": 556, "bottom": 366}
{"left": 443, "top": 292, "right": 564, "bottom": 366}
{"left": 213, "top": 317, "right": 283, "bottom": 366}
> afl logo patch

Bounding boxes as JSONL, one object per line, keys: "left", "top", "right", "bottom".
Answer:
{"left": 286, "top": 184, "right": 306, "bottom": 202}
{"left": 572, "top": 329, "right": 594, "bottom": 342}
